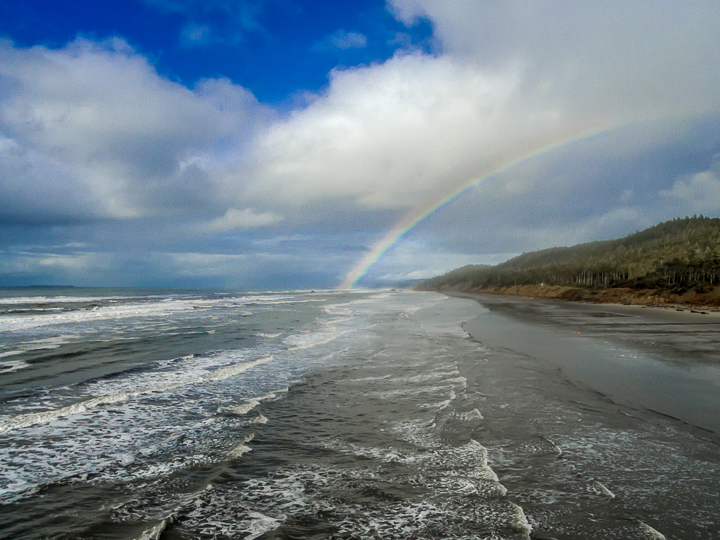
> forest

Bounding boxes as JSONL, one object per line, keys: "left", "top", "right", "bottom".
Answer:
{"left": 418, "top": 216, "right": 720, "bottom": 294}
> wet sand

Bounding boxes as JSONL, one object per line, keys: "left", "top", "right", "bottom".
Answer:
{"left": 456, "top": 292, "right": 720, "bottom": 437}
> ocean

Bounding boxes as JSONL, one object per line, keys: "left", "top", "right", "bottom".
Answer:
{"left": 0, "top": 288, "right": 718, "bottom": 539}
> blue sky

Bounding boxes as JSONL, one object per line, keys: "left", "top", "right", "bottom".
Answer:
{"left": 0, "top": 0, "right": 432, "bottom": 103}
{"left": 1, "top": 1, "right": 719, "bottom": 289}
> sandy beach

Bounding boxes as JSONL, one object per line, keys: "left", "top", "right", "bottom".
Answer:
{"left": 455, "top": 291, "right": 720, "bottom": 438}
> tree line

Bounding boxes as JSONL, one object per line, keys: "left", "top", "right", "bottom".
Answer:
{"left": 419, "top": 216, "right": 720, "bottom": 293}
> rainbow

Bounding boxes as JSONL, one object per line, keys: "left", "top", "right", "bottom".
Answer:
{"left": 338, "top": 124, "right": 624, "bottom": 289}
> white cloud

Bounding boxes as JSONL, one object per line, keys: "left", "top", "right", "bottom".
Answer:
{"left": 236, "top": 2, "right": 720, "bottom": 231}
{"left": 4, "top": 2, "right": 719, "bottom": 236}
{"left": 660, "top": 160, "right": 720, "bottom": 213}
{"left": 200, "top": 208, "right": 282, "bottom": 233}
{"left": 313, "top": 30, "right": 368, "bottom": 54}
{"left": 182, "top": 24, "right": 211, "bottom": 44}
{"left": 329, "top": 30, "right": 367, "bottom": 50}
{"left": 387, "top": 0, "right": 720, "bottom": 119}
{"left": 243, "top": 53, "right": 588, "bottom": 215}
{"left": 0, "top": 38, "right": 273, "bottom": 223}
{"left": 141, "top": 0, "right": 270, "bottom": 44}
{"left": 250, "top": 234, "right": 313, "bottom": 246}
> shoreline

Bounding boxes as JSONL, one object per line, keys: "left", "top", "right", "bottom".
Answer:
{"left": 421, "top": 282, "right": 720, "bottom": 314}
{"left": 454, "top": 290, "right": 720, "bottom": 438}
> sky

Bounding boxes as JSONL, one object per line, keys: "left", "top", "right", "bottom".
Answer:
{"left": 1, "top": 1, "right": 719, "bottom": 290}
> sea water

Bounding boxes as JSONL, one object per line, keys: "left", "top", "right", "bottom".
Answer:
{"left": 0, "top": 288, "right": 718, "bottom": 539}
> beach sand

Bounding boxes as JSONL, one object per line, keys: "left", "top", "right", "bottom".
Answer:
{"left": 456, "top": 292, "right": 720, "bottom": 437}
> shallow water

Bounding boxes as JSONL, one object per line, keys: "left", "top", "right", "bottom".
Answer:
{"left": 0, "top": 288, "right": 718, "bottom": 539}
{"left": 461, "top": 293, "right": 720, "bottom": 434}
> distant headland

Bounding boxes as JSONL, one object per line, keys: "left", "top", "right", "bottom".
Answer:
{"left": 416, "top": 216, "right": 720, "bottom": 308}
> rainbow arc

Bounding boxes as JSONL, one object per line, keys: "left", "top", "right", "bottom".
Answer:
{"left": 338, "top": 123, "right": 625, "bottom": 289}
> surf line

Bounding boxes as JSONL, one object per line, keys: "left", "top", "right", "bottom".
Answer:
{"left": 338, "top": 125, "right": 624, "bottom": 290}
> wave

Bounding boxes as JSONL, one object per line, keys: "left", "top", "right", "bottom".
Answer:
{"left": 203, "top": 356, "right": 274, "bottom": 382}
{"left": 227, "top": 434, "right": 255, "bottom": 459}
{"left": 635, "top": 520, "right": 667, "bottom": 539}
{"left": 0, "top": 392, "right": 137, "bottom": 433}
{"left": 0, "top": 358, "right": 29, "bottom": 374}
{"left": 135, "top": 517, "right": 174, "bottom": 540}
{"left": 0, "top": 356, "right": 276, "bottom": 433}
{"left": 0, "top": 300, "right": 200, "bottom": 333}
{"left": 284, "top": 327, "right": 352, "bottom": 350}
{"left": 591, "top": 480, "right": 615, "bottom": 498}
{"left": 0, "top": 294, "right": 268, "bottom": 333}
{"left": 0, "top": 295, "right": 132, "bottom": 306}
{"left": 218, "top": 389, "right": 283, "bottom": 417}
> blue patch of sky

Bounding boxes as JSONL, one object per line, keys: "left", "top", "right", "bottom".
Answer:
{"left": 0, "top": 0, "right": 434, "bottom": 104}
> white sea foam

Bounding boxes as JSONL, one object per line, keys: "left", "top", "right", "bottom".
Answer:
{"left": 3, "top": 335, "right": 81, "bottom": 357}
{"left": 372, "top": 383, "right": 458, "bottom": 401}
{"left": 0, "top": 290, "right": 378, "bottom": 513}
{"left": 591, "top": 480, "right": 615, "bottom": 498}
{"left": 203, "top": 356, "right": 274, "bottom": 382}
{"left": 219, "top": 388, "right": 283, "bottom": 416}
{"left": 216, "top": 389, "right": 287, "bottom": 418}
{"left": 284, "top": 328, "right": 351, "bottom": 350}
{"left": 0, "top": 295, "right": 130, "bottom": 305}
{"left": 244, "top": 512, "right": 282, "bottom": 540}
{"left": 465, "top": 408, "right": 485, "bottom": 420}
{"left": 215, "top": 456, "right": 529, "bottom": 540}
{"left": 227, "top": 434, "right": 255, "bottom": 459}
{"left": 0, "top": 296, "right": 238, "bottom": 333}
{"left": 465, "top": 439, "right": 504, "bottom": 486}
{"left": 636, "top": 520, "right": 667, "bottom": 539}
{"left": 0, "top": 355, "right": 276, "bottom": 433}
{"left": 390, "top": 419, "right": 442, "bottom": 449}
{"left": 508, "top": 504, "right": 533, "bottom": 538}
{"left": 332, "top": 434, "right": 510, "bottom": 500}
{"left": 323, "top": 305, "right": 352, "bottom": 316}
{"left": 539, "top": 435, "right": 563, "bottom": 457}
{"left": 396, "top": 369, "right": 460, "bottom": 384}
{"left": 0, "top": 392, "right": 136, "bottom": 433}
{"left": 447, "top": 376, "right": 468, "bottom": 388}
{"left": 221, "top": 400, "right": 262, "bottom": 416}
{"left": 235, "top": 294, "right": 324, "bottom": 306}
{"left": 158, "top": 353, "right": 198, "bottom": 367}
{"left": 0, "top": 358, "right": 29, "bottom": 374}
{"left": 135, "top": 518, "right": 173, "bottom": 540}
